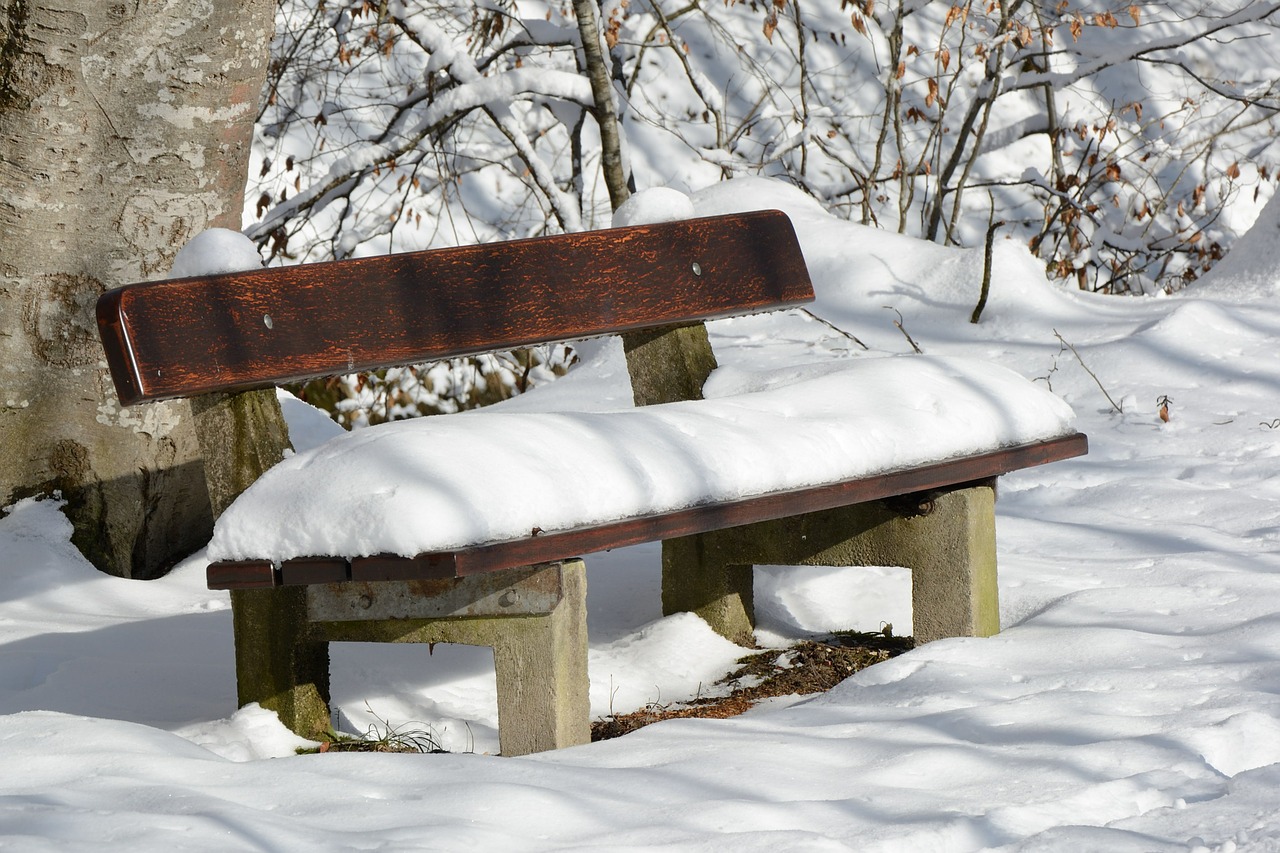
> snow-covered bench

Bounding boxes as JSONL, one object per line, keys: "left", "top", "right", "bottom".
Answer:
{"left": 96, "top": 210, "right": 1086, "bottom": 755}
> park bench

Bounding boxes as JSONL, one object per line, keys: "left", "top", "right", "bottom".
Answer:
{"left": 96, "top": 209, "right": 1087, "bottom": 755}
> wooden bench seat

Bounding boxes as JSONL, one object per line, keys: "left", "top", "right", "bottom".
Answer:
{"left": 96, "top": 209, "right": 1087, "bottom": 755}
{"left": 204, "top": 358, "right": 1084, "bottom": 586}
{"left": 208, "top": 436, "right": 1083, "bottom": 588}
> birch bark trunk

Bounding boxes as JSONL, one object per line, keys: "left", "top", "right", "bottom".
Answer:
{"left": 0, "top": 0, "right": 277, "bottom": 577}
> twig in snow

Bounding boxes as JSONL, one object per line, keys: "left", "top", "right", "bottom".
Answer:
{"left": 795, "top": 308, "right": 869, "bottom": 350}
{"left": 1053, "top": 329, "right": 1122, "bottom": 414}
{"left": 971, "top": 192, "right": 1003, "bottom": 324}
{"left": 885, "top": 307, "right": 923, "bottom": 354}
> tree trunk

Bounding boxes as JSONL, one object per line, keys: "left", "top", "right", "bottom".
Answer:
{"left": 0, "top": 0, "right": 278, "bottom": 577}
{"left": 571, "top": 0, "right": 630, "bottom": 212}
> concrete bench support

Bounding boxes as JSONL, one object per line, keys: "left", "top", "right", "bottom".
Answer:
{"left": 662, "top": 481, "right": 999, "bottom": 645}
{"left": 230, "top": 560, "right": 590, "bottom": 756}
{"left": 230, "top": 585, "right": 332, "bottom": 738}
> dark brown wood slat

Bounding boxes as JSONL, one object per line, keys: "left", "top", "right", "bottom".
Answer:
{"left": 280, "top": 557, "right": 349, "bottom": 585}
{"left": 205, "top": 433, "right": 1087, "bottom": 589}
{"left": 349, "top": 554, "right": 457, "bottom": 583}
{"left": 97, "top": 210, "right": 814, "bottom": 406}
{"left": 206, "top": 560, "right": 278, "bottom": 589}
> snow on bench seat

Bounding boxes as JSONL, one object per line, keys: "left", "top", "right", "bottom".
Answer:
{"left": 206, "top": 354, "right": 1076, "bottom": 564}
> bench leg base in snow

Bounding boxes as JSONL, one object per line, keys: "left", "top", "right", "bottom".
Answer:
{"left": 661, "top": 482, "right": 999, "bottom": 646}
{"left": 231, "top": 586, "right": 333, "bottom": 739}
{"left": 661, "top": 540, "right": 756, "bottom": 647}
{"left": 232, "top": 560, "right": 590, "bottom": 756}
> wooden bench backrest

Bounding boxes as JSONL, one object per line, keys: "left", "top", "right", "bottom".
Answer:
{"left": 97, "top": 210, "right": 814, "bottom": 406}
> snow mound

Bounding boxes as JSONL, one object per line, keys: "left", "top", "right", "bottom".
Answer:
{"left": 170, "top": 228, "right": 262, "bottom": 278}
{"left": 612, "top": 187, "right": 695, "bottom": 227}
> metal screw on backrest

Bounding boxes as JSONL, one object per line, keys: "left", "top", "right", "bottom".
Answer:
{"left": 263, "top": 314, "right": 274, "bottom": 329}
{"left": 691, "top": 262, "right": 702, "bottom": 276}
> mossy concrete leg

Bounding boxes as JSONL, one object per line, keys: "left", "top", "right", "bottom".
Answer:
{"left": 307, "top": 560, "right": 590, "bottom": 756}
{"left": 663, "top": 482, "right": 1000, "bottom": 646}
{"left": 661, "top": 536, "right": 755, "bottom": 647}
{"left": 190, "top": 389, "right": 293, "bottom": 519}
{"left": 193, "top": 390, "right": 314, "bottom": 732}
{"left": 622, "top": 323, "right": 717, "bottom": 406}
{"left": 230, "top": 587, "right": 331, "bottom": 739}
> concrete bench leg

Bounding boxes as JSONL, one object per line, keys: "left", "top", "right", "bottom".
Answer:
{"left": 901, "top": 485, "right": 999, "bottom": 643}
{"left": 661, "top": 537, "right": 755, "bottom": 648}
{"left": 305, "top": 560, "right": 590, "bottom": 756}
{"left": 230, "top": 587, "right": 332, "bottom": 739}
{"left": 490, "top": 582, "right": 591, "bottom": 755}
{"left": 661, "top": 482, "right": 999, "bottom": 646}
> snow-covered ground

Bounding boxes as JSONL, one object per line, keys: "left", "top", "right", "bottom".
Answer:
{"left": 5, "top": 178, "right": 1280, "bottom": 851}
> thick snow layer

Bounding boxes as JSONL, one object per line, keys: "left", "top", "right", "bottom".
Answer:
{"left": 8, "top": 176, "right": 1280, "bottom": 851}
{"left": 208, "top": 355, "right": 1075, "bottom": 562}
{"left": 169, "top": 227, "right": 263, "bottom": 278}
{"left": 611, "top": 186, "right": 696, "bottom": 227}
